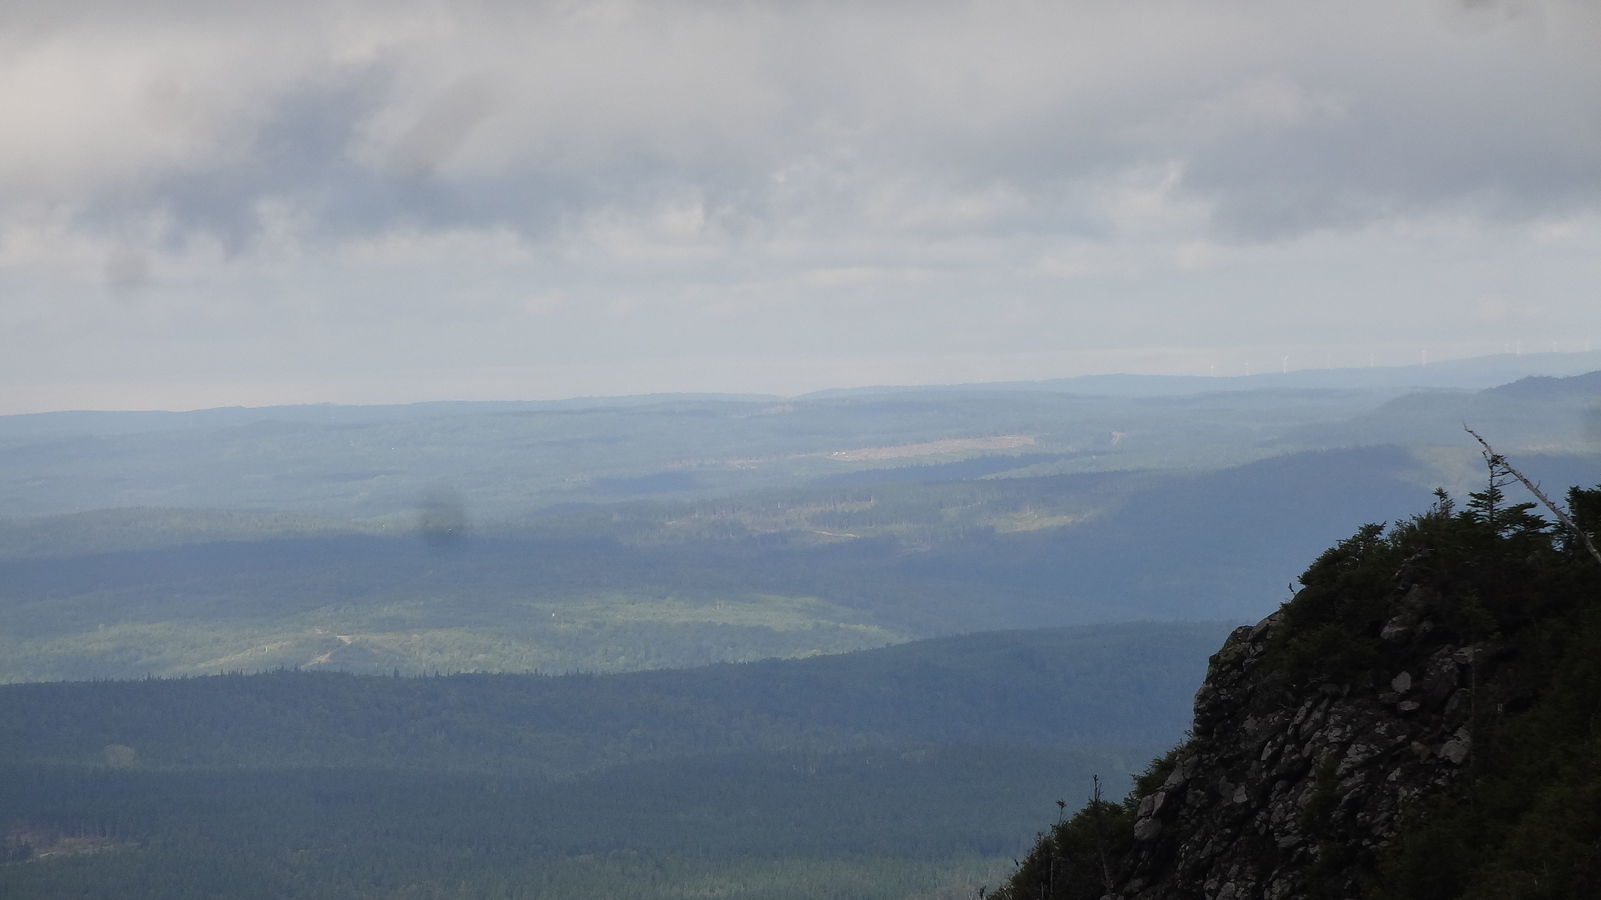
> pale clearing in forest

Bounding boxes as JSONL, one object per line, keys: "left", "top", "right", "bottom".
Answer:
{"left": 827, "top": 435, "right": 1036, "bottom": 462}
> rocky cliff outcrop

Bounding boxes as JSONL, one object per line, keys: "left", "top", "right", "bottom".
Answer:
{"left": 995, "top": 480, "right": 1601, "bottom": 900}
{"left": 1117, "top": 599, "right": 1500, "bottom": 900}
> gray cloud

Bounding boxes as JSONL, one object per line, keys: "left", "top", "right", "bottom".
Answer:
{"left": 14, "top": 1, "right": 1598, "bottom": 245}
{"left": 2, "top": 0, "right": 1599, "bottom": 411}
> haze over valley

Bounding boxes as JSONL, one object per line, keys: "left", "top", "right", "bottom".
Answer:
{"left": 4, "top": 353, "right": 1600, "bottom": 896}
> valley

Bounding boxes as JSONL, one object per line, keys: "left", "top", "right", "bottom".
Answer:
{"left": 3, "top": 354, "right": 1599, "bottom": 897}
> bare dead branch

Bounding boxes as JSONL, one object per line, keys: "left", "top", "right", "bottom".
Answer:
{"left": 1465, "top": 426, "right": 1601, "bottom": 568}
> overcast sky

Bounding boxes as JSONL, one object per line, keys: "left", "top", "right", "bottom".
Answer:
{"left": 2, "top": 0, "right": 1598, "bottom": 412}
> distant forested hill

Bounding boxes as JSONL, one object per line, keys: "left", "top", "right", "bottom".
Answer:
{"left": 0, "top": 380, "right": 1432, "bottom": 520}
{"left": 3, "top": 369, "right": 1598, "bottom": 681}
{"left": 0, "top": 622, "right": 1228, "bottom": 899}
{"left": 0, "top": 446, "right": 1458, "bottom": 681}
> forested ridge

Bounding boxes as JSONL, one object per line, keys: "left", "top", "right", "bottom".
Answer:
{"left": 5, "top": 373, "right": 1598, "bottom": 684}
{"left": 0, "top": 623, "right": 1227, "bottom": 899}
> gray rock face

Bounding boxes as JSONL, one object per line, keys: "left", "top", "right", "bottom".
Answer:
{"left": 1113, "top": 607, "right": 1500, "bottom": 900}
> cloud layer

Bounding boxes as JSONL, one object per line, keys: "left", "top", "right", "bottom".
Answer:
{"left": 3, "top": 0, "right": 1599, "bottom": 410}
